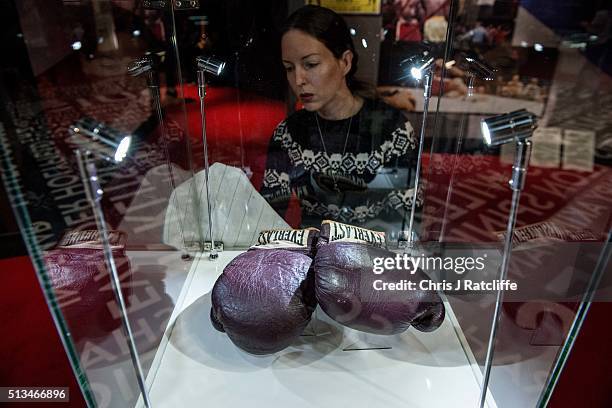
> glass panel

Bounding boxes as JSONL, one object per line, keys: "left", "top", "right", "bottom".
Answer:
{"left": 137, "top": 2, "right": 501, "bottom": 408}
{"left": 423, "top": 1, "right": 612, "bottom": 407}
{"left": 4, "top": 0, "right": 611, "bottom": 407}
{"left": 1, "top": 0, "right": 198, "bottom": 406}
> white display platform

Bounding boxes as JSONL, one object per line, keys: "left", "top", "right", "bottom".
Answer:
{"left": 139, "top": 252, "right": 498, "bottom": 408}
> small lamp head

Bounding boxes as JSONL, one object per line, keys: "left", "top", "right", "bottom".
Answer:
{"left": 409, "top": 56, "right": 435, "bottom": 80}
{"left": 196, "top": 56, "right": 226, "bottom": 76}
{"left": 69, "top": 118, "right": 132, "bottom": 163}
{"left": 459, "top": 53, "right": 496, "bottom": 81}
{"left": 400, "top": 49, "right": 435, "bottom": 81}
{"left": 127, "top": 56, "right": 154, "bottom": 77}
{"left": 480, "top": 109, "right": 537, "bottom": 147}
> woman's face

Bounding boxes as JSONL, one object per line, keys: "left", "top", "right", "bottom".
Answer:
{"left": 281, "top": 29, "right": 352, "bottom": 113}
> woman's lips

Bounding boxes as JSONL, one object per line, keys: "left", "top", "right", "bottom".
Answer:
{"left": 300, "top": 93, "right": 314, "bottom": 102}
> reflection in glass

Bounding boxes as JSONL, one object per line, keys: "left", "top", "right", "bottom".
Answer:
{"left": 68, "top": 118, "right": 133, "bottom": 163}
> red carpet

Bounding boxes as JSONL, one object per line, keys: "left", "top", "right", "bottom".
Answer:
{"left": 175, "top": 85, "right": 287, "bottom": 190}
{"left": 0, "top": 256, "right": 86, "bottom": 407}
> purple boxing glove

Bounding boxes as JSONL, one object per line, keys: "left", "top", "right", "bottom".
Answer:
{"left": 314, "top": 220, "right": 445, "bottom": 335}
{"left": 211, "top": 228, "right": 318, "bottom": 355}
{"left": 43, "top": 230, "right": 132, "bottom": 342}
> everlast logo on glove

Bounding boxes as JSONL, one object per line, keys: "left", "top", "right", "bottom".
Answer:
{"left": 314, "top": 220, "right": 445, "bottom": 335}
{"left": 253, "top": 228, "right": 318, "bottom": 250}
{"left": 58, "top": 230, "right": 126, "bottom": 249}
{"left": 212, "top": 227, "right": 318, "bottom": 354}
{"left": 323, "top": 220, "right": 385, "bottom": 247}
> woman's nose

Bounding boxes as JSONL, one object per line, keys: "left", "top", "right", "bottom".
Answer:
{"left": 295, "top": 67, "right": 307, "bottom": 86}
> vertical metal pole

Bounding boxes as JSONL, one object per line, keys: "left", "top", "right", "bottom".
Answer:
{"left": 439, "top": 75, "right": 475, "bottom": 242}
{"left": 197, "top": 70, "right": 218, "bottom": 260}
{"left": 75, "top": 151, "right": 152, "bottom": 408}
{"left": 234, "top": 51, "right": 247, "bottom": 174}
{"left": 168, "top": 3, "right": 204, "bottom": 248}
{"left": 479, "top": 140, "right": 532, "bottom": 408}
{"left": 537, "top": 229, "right": 612, "bottom": 407}
{"left": 406, "top": 71, "right": 433, "bottom": 250}
{"left": 147, "top": 71, "right": 190, "bottom": 259}
{"left": 425, "top": 0, "right": 458, "bottom": 177}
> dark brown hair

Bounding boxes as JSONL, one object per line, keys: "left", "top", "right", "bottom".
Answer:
{"left": 282, "top": 5, "right": 360, "bottom": 91}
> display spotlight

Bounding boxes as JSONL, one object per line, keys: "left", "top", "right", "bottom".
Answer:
{"left": 458, "top": 53, "right": 496, "bottom": 81}
{"left": 480, "top": 109, "right": 537, "bottom": 147}
{"left": 69, "top": 118, "right": 132, "bottom": 163}
{"left": 399, "top": 49, "right": 434, "bottom": 82}
{"left": 196, "top": 55, "right": 226, "bottom": 77}
{"left": 72, "top": 150, "right": 150, "bottom": 408}
{"left": 400, "top": 50, "right": 435, "bottom": 251}
{"left": 127, "top": 55, "right": 190, "bottom": 259}
{"left": 477, "top": 109, "right": 537, "bottom": 408}
{"left": 409, "top": 56, "right": 434, "bottom": 80}
{"left": 195, "top": 55, "right": 227, "bottom": 261}
{"left": 127, "top": 55, "right": 161, "bottom": 100}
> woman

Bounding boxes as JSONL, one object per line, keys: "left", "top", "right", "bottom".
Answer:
{"left": 261, "top": 5, "right": 420, "bottom": 235}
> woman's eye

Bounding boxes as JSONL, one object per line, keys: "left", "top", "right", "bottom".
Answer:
{"left": 305, "top": 62, "right": 319, "bottom": 69}
{"left": 284, "top": 66, "right": 294, "bottom": 73}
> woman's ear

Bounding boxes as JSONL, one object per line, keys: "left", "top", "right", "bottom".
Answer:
{"left": 340, "top": 50, "right": 353, "bottom": 76}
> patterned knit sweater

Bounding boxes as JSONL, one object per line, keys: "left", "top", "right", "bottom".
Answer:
{"left": 260, "top": 98, "right": 422, "bottom": 234}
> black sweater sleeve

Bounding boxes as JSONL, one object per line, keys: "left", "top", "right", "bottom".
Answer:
{"left": 260, "top": 120, "right": 293, "bottom": 218}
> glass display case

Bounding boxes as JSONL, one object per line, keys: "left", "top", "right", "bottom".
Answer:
{"left": 1, "top": 0, "right": 610, "bottom": 407}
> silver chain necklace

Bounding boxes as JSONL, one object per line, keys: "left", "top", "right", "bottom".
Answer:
{"left": 315, "top": 112, "right": 353, "bottom": 192}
